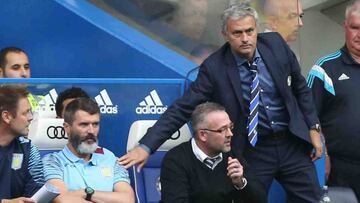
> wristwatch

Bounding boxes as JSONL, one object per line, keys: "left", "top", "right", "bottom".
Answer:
{"left": 85, "top": 187, "right": 94, "bottom": 201}
{"left": 310, "top": 124, "right": 321, "bottom": 133}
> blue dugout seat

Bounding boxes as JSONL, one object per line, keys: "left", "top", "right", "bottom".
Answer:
{"left": 126, "top": 120, "right": 192, "bottom": 203}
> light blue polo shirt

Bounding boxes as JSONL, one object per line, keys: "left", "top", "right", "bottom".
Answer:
{"left": 43, "top": 145, "right": 129, "bottom": 191}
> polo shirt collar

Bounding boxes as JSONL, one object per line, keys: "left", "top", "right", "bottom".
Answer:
{"left": 63, "top": 145, "right": 98, "bottom": 165}
{"left": 341, "top": 45, "right": 360, "bottom": 65}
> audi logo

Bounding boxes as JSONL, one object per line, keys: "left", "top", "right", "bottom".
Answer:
{"left": 47, "top": 126, "right": 68, "bottom": 139}
{"left": 169, "top": 130, "right": 180, "bottom": 140}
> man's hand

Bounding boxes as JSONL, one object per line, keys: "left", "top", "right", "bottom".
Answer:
{"left": 118, "top": 146, "right": 150, "bottom": 172}
{"left": 309, "top": 129, "right": 323, "bottom": 161}
{"left": 227, "top": 157, "right": 245, "bottom": 188}
{"left": 1, "top": 197, "right": 35, "bottom": 203}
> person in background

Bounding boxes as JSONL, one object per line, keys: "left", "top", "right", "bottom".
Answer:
{"left": 161, "top": 102, "right": 267, "bottom": 203}
{"left": 120, "top": 3, "right": 322, "bottom": 202}
{"left": 0, "top": 85, "right": 44, "bottom": 203}
{"left": 43, "top": 98, "right": 134, "bottom": 203}
{"left": 262, "top": 0, "right": 304, "bottom": 43}
{"left": 0, "top": 47, "right": 30, "bottom": 78}
{"left": 55, "top": 87, "right": 90, "bottom": 118}
{"left": 0, "top": 47, "right": 46, "bottom": 114}
{"left": 307, "top": 0, "right": 360, "bottom": 200}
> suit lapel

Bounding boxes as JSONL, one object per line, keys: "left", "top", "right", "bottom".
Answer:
{"left": 223, "top": 47, "right": 247, "bottom": 114}
{"left": 257, "top": 42, "right": 288, "bottom": 98}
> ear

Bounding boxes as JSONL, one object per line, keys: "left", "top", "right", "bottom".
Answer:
{"left": 0, "top": 68, "right": 3, "bottom": 78}
{"left": 1, "top": 110, "right": 13, "bottom": 124}
{"left": 198, "top": 130, "right": 208, "bottom": 142}
{"left": 63, "top": 122, "right": 71, "bottom": 135}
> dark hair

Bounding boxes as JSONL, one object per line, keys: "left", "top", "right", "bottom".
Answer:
{"left": 191, "top": 102, "right": 226, "bottom": 132}
{"left": 0, "top": 47, "right": 27, "bottom": 69}
{"left": 55, "top": 87, "right": 90, "bottom": 118}
{"left": 0, "top": 84, "right": 29, "bottom": 119}
{"left": 63, "top": 98, "right": 100, "bottom": 124}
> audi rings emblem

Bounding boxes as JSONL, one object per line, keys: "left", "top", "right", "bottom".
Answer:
{"left": 47, "top": 126, "right": 68, "bottom": 139}
{"left": 170, "top": 130, "right": 180, "bottom": 140}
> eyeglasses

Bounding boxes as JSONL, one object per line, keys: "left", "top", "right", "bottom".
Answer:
{"left": 201, "top": 123, "right": 234, "bottom": 134}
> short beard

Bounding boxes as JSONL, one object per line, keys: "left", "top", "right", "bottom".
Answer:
{"left": 70, "top": 133, "right": 98, "bottom": 155}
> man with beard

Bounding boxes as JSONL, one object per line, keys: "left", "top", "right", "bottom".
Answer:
{"left": 120, "top": 4, "right": 322, "bottom": 202}
{"left": 42, "top": 98, "right": 134, "bottom": 203}
{"left": 161, "top": 102, "right": 267, "bottom": 203}
{"left": 0, "top": 85, "right": 44, "bottom": 203}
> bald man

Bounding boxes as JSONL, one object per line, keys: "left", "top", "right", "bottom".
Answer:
{"left": 263, "top": 0, "right": 304, "bottom": 43}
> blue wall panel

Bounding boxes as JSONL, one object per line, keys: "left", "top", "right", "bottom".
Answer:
{"left": 0, "top": 0, "right": 196, "bottom": 78}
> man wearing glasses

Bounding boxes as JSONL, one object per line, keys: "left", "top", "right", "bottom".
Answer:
{"left": 160, "top": 102, "right": 266, "bottom": 203}
{"left": 121, "top": 4, "right": 322, "bottom": 202}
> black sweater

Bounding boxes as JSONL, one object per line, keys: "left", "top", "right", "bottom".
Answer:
{"left": 160, "top": 140, "right": 267, "bottom": 203}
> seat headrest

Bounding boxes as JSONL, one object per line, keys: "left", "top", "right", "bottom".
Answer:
{"left": 127, "top": 120, "right": 192, "bottom": 152}
{"left": 28, "top": 117, "right": 67, "bottom": 150}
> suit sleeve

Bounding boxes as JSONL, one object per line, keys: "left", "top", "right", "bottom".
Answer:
{"left": 160, "top": 151, "right": 190, "bottom": 203}
{"left": 139, "top": 64, "right": 214, "bottom": 152}
{"left": 285, "top": 40, "right": 319, "bottom": 127}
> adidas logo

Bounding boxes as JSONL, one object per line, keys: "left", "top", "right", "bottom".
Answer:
{"left": 95, "top": 89, "right": 118, "bottom": 114}
{"left": 39, "top": 88, "right": 58, "bottom": 112}
{"left": 338, "top": 73, "right": 350, "bottom": 81}
{"left": 136, "top": 90, "right": 168, "bottom": 114}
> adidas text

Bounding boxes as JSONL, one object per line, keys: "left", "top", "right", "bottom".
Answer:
{"left": 100, "top": 105, "right": 118, "bottom": 114}
{"left": 135, "top": 106, "right": 167, "bottom": 114}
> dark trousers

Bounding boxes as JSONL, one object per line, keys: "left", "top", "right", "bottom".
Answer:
{"left": 328, "top": 156, "right": 360, "bottom": 202}
{"left": 244, "top": 131, "right": 321, "bottom": 203}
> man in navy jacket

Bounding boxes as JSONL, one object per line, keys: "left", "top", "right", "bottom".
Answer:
{"left": 120, "top": 4, "right": 322, "bottom": 202}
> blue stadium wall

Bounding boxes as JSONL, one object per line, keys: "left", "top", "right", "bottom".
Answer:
{"left": 0, "top": 0, "right": 196, "bottom": 78}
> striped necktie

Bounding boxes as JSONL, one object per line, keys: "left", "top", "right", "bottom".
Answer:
{"left": 204, "top": 156, "right": 220, "bottom": 169}
{"left": 248, "top": 61, "right": 259, "bottom": 146}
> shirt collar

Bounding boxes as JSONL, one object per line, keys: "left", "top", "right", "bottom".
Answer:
{"left": 191, "top": 138, "right": 223, "bottom": 163}
{"left": 62, "top": 145, "right": 98, "bottom": 165}
{"left": 232, "top": 48, "right": 261, "bottom": 67}
{"left": 341, "top": 45, "right": 360, "bottom": 65}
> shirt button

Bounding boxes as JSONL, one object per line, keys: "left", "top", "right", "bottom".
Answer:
{"left": 271, "top": 121, "right": 275, "bottom": 124}
{"left": 266, "top": 106, "right": 269, "bottom": 109}
{"left": 260, "top": 89, "right": 264, "bottom": 92}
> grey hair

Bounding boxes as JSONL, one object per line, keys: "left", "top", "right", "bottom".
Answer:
{"left": 221, "top": 3, "right": 258, "bottom": 33}
{"left": 191, "top": 102, "right": 226, "bottom": 133}
{"left": 346, "top": 0, "right": 360, "bottom": 19}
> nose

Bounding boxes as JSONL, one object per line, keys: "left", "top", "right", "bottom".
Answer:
{"left": 87, "top": 125, "right": 95, "bottom": 134}
{"left": 20, "top": 67, "right": 29, "bottom": 78}
{"left": 240, "top": 33, "right": 249, "bottom": 42}
{"left": 28, "top": 111, "right": 33, "bottom": 122}
{"left": 225, "top": 127, "right": 233, "bottom": 137}
{"left": 298, "top": 16, "right": 303, "bottom": 27}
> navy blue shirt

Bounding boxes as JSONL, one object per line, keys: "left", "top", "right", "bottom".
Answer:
{"left": 308, "top": 46, "right": 360, "bottom": 161}
{"left": 233, "top": 49, "right": 289, "bottom": 135}
{"left": 0, "top": 137, "right": 44, "bottom": 199}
